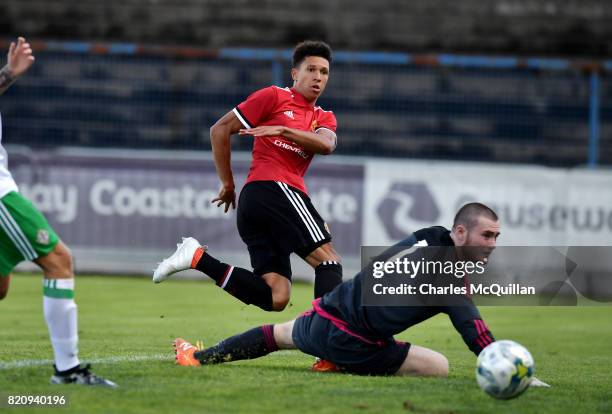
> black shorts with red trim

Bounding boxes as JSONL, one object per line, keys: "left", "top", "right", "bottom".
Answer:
{"left": 292, "top": 309, "right": 410, "bottom": 376}
{"left": 237, "top": 180, "right": 331, "bottom": 280}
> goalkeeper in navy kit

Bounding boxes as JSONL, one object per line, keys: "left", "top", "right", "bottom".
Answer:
{"left": 173, "top": 202, "right": 549, "bottom": 385}
{"left": 172, "top": 202, "right": 501, "bottom": 376}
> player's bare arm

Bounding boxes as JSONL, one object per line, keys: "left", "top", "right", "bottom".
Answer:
{"left": 239, "top": 126, "right": 336, "bottom": 155}
{"left": 0, "top": 37, "right": 35, "bottom": 95}
{"left": 210, "top": 111, "right": 244, "bottom": 212}
{"left": 0, "top": 66, "right": 15, "bottom": 95}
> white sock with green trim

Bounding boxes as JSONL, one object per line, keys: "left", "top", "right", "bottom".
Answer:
{"left": 43, "top": 278, "right": 80, "bottom": 372}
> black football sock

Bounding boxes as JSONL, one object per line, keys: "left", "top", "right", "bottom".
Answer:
{"left": 195, "top": 251, "right": 273, "bottom": 311}
{"left": 194, "top": 325, "right": 278, "bottom": 364}
{"left": 314, "top": 261, "right": 343, "bottom": 298}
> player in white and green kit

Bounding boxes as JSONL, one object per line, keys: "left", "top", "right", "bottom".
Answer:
{"left": 0, "top": 37, "right": 116, "bottom": 387}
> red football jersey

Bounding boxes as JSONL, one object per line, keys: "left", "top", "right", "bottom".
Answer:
{"left": 233, "top": 86, "right": 337, "bottom": 194}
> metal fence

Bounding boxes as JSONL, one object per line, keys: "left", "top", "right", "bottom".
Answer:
{"left": 1, "top": 40, "right": 610, "bottom": 167}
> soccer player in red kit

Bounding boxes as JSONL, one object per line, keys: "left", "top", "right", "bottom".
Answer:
{"left": 154, "top": 41, "right": 343, "bottom": 318}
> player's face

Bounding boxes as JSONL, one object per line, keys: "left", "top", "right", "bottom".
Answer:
{"left": 291, "top": 56, "right": 330, "bottom": 102}
{"left": 464, "top": 216, "right": 501, "bottom": 262}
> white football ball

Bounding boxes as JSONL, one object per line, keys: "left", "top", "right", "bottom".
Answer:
{"left": 476, "top": 340, "right": 534, "bottom": 399}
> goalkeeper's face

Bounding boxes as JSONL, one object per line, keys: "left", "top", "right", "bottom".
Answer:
{"left": 291, "top": 56, "right": 330, "bottom": 102}
{"left": 452, "top": 216, "right": 501, "bottom": 263}
{"left": 464, "top": 216, "right": 501, "bottom": 262}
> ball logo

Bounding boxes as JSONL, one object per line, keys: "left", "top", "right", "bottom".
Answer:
{"left": 377, "top": 182, "right": 440, "bottom": 239}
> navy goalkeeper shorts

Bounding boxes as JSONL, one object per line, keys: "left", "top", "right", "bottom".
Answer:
{"left": 292, "top": 306, "right": 410, "bottom": 376}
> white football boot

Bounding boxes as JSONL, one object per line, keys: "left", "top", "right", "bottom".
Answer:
{"left": 153, "top": 237, "right": 204, "bottom": 283}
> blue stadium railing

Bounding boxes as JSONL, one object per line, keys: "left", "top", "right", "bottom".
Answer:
{"left": 0, "top": 40, "right": 610, "bottom": 167}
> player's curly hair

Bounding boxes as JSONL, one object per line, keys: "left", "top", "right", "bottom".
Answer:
{"left": 292, "top": 40, "right": 332, "bottom": 68}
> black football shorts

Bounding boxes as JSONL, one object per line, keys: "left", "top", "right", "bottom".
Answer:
{"left": 237, "top": 180, "right": 331, "bottom": 279}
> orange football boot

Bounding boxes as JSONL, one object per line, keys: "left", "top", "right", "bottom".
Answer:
{"left": 312, "top": 358, "right": 340, "bottom": 372}
{"left": 173, "top": 338, "right": 201, "bottom": 366}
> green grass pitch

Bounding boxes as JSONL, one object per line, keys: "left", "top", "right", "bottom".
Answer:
{"left": 1, "top": 274, "right": 610, "bottom": 414}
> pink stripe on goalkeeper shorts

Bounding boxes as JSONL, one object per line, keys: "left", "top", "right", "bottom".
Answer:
{"left": 311, "top": 298, "right": 386, "bottom": 347}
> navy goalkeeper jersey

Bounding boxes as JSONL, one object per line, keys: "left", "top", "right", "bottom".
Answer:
{"left": 318, "top": 226, "right": 495, "bottom": 356}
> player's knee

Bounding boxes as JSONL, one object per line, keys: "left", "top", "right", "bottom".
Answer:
{"left": 265, "top": 275, "right": 291, "bottom": 311}
{"left": 39, "top": 242, "right": 74, "bottom": 277}
{"left": 432, "top": 354, "right": 449, "bottom": 378}
{"left": 271, "top": 292, "right": 290, "bottom": 311}
{"left": 397, "top": 345, "right": 449, "bottom": 377}
{"left": 306, "top": 243, "right": 342, "bottom": 268}
{"left": 421, "top": 351, "right": 448, "bottom": 377}
{"left": 319, "top": 246, "right": 341, "bottom": 264}
{"left": 55, "top": 243, "right": 74, "bottom": 272}
{"left": 321, "top": 248, "right": 341, "bottom": 265}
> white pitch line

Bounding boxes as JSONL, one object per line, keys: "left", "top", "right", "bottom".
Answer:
{"left": 0, "top": 350, "right": 298, "bottom": 370}
{"left": 0, "top": 354, "right": 172, "bottom": 370}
